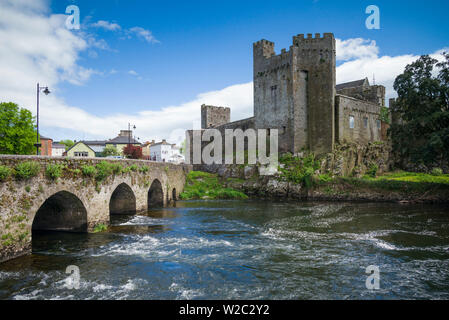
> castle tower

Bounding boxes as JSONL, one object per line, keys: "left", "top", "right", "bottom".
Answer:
{"left": 201, "top": 104, "right": 230, "bottom": 129}
{"left": 253, "top": 33, "right": 336, "bottom": 155}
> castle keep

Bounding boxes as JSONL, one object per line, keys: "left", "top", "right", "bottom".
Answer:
{"left": 189, "top": 32, "right": 386, "bottom": 160}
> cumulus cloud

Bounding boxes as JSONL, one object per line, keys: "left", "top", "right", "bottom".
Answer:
{"left": 0, "top": 0, "right": 446, "bottom": 145}
{"left": 336, "top": 38, "right": 378, "bottom": 61}
{"left": 92, "top": 20, "right": 121, "bottom": 31}
{"left": 128, "top": 26, "right": 159, "bottom": 44}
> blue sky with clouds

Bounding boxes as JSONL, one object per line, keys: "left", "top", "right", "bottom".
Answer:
{"left": 0, "top": 0, "right": 448, "bottom": 142}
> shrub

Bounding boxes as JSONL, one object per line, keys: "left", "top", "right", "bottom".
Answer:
{"left": 140, "top": 166, "right": 149, "bottom": 173}
{"left": 431, "top": 168, "right": 443, "bottom": 176}
{"left": 110, "top": 163, "right": 123, "bottom": 174}
{"left": 81, "top": 165, "right": 96, "bottom": 177}
{"left": 25, "top": 186, "right": 31, "bottom": 192}
{"left": 14, "top": 161, "right": 40, "bottom": 180}
{"left": 95, "top": 161, "right": 113, "bottom": 181}
{"left": 129, "top": 164, "right": 138, "bottom": 172}
{"left": 45, "top": 164, "right": 64, "bottom": 180}
{"left": 93, "top": 223, "right": 108, "bottom": 233}
{"left": 366, "top": 163, "right": 379, "bottom": 178}
{"left": 278, "top": 152, "right": 320, "bottom": 187}
{"left": 0, "top": 165, "right": 12, "bottom": 182}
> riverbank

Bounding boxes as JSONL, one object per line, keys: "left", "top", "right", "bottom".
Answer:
{"left": 181, "top": 170, "right": 449, "bottom": 204}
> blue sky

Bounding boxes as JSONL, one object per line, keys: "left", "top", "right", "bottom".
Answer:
{"left": 0, "top": 0, "right": 448, "bottom": 142}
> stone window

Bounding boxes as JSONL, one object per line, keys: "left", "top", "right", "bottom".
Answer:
{"left": 270, "top": 85, "right": 277, "bottom": 103}
{"left": 363, "top": 117, "right": 368, "bottom": 128}
{"left": 349, "top": 116, "right": 355, "bottom": 129}
{"left": 377, "top": 120, "right": 381, "bottom": 129}
{"left": 74, "top": 152, "right": 88, "bottom": 157}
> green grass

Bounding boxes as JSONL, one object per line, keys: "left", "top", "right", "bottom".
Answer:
{"left": 364, "top": 171, "right": 449, "bottom": 185}
{"left": 180, "top": 171, "right": 248, "bottom": 200}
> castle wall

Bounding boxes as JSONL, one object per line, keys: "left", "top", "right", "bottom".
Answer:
{"left": 292, "top": 33, "right": 336, "bottom": 155}
{"left": 335, "top": 95, "right": 382, "bottom": 144}
{"left": 201, "top": 105, "right": 230, "bottom": 129}
{"left": 337, "top": 85, "right": 385, "bottom": 107}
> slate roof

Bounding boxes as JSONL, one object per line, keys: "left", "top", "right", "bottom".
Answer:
{"left": 106, "top": 135, "right": 141, "bottom": 145}
{"left": 52, "top": 143, "right": 66, "bottom": 149}
{"left": 336, "top": 78, "right": 369, "bottom": 91}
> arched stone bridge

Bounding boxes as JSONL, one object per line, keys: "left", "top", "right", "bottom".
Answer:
{"left": 0, "top": 155, "right": 192, "bottom": 263}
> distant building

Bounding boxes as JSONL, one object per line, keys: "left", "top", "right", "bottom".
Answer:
{"left": 39, "top": 135, "right": 52, "bottom": 156}
{"left": 83, "top": 140, "right": 107, "bottom": 157}
{"left": 142, "top": 140, "right": 155, "bottom": 160}
{"left": 105, "top": 130, "right": 141, "bottom": 155}
{"left": 150, "top": 139, "right": 184, "bottom": 163}
{"left": 51, "top": 143, "right": 66, "bottom": 157}
{"left": 66, "top": 141, "right": 96, "bottom": 158}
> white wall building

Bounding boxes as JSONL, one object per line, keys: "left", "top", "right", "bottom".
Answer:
{"left": 51, "top": 143, "right": 66, "bottom": 157}
{"left": 149, "top": 140, "right": 184, "bottom": 163}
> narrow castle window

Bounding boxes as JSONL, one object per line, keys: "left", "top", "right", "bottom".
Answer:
{"left": 363, "top": 117, "right": 368, "bottom": 128}
{"left": 377, "top": 120, "right": 381, "bottom": 129}
{"left": 349, "top": 116, "right": 355, "bottom": 129}
{"left": 270, "top": 85, "right": 277, "bottom": 104}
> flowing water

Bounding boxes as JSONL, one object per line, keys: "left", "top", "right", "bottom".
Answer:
{"left": 1, "top": 200, "right": 449, "bottom": 300}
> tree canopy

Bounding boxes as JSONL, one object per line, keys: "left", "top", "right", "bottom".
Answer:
{"left": 102, "top": 145, "right": 120, "bottom": 157}
{"left": 0, "top": 102, "right": 36, "bottom": 155}
{"left": 390, "top": 53, "right": 449, "bottom": 167}
{"left": 60, "top": 139, "right": 75, "bottom": 151}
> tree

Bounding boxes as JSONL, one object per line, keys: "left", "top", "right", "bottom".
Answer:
{"left": 390, "top": 53, "right": 449, "bottom": 167}
{"left": 0, "top": 102, "right": 36, "bottom": 155}
{"left": 123, "top": 144, "right": 143, "bottom": 159}
{"left": 60, "top": 139, "right": 75, "bottom": 151}
{"left": 102, "top": 145, "right": 120, "bottom": 157}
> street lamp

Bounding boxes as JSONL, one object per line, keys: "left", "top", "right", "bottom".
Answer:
{"left": 35, "top": 83, "right": 50, "bottom": 155}
{"left": 128, "top": 123, "right": 136, "bottom": 146}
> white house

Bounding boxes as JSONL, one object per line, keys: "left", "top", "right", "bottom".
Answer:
{"left": 149, "top": 140, "right": 184, "bottom": 163}
{"left": 51, "top": 143, "right": 66, "bottom": 157}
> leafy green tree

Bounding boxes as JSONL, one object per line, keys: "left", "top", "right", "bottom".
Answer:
{"left": 60, "top": 139, "right": 75, "bottom": 151}
{"left": 390, "top": 53, "right": 449, "bottom": 167}
{"left": 101, "top": 145, "right": 120, "bottom": 157}
{"left": 0, "top": 102, "right": 36, "bottom": 155}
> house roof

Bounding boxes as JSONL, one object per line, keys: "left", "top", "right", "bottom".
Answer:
{"left": 40, "top": 135, "right": 52, "bottom": 141}
{"left": 150, "top": 140, "right": 172, "bottom": 147}
{"left": 336, "top": 78, "right": 369, "bottom": 91}
{"left": 66, "top": 141, "right": 96, "bottom": 154}
{"left": 106, "top": 135, "right": 141, "bottom": 145}
{"left": 83, "top": 140, "right": 107, "bottom": 146}
{"left": 52, "top": 143, "right": 66, "bottom": 149}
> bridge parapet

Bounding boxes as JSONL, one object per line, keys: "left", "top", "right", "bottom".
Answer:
{"left": 0, "top": 155, "right": 192, "bottom": 263}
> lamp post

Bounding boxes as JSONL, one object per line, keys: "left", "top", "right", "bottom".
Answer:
{"left": 35, "top": 83, "right": 50, "bottom": 155}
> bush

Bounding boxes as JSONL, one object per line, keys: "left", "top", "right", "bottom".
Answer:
{"left": 431, "top": 168, "right": 443, "bottom": 176}
{"left": 140, "top": 166, "right": 149, "bottom": 173}
{"left": 93, "top": 223, "right": 108, "bottom": 233}
{"left": 45, "top": 164, "right": 64, "bottom": 180}
{"left": 14, "top": 161, "right": 40, "bottom": 180}
{"left": 367, "top": 163, "right": 379, "bottom": 178}
{"left": 0, "top": 165, "right": 12, "bottom": 182}
{"left": 95, "top": 161, "right": 113, "bottom": 181}
{"left": 129, "top": 164, "right": 138, "bottom": 172}
{"left": 110, "top": 163, "right": 123, "bottom": 174}
{"left": 278, "top": 152, "right": 320, "bottom": 187}
{"left": 81, "top": 165, "right": 96, "bottom": 177}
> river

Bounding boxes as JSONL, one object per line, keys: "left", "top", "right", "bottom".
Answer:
{"left": 1, "top": 200, "right": 448, "bottom": 300}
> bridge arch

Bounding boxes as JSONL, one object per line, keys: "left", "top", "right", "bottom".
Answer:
{"left": 110, "top": 183, "right": 136, "bottom": 215}
{"left": 148, "top": 179, "right": 164, "bottom": 208}
{"left": 32, "top": 191, "right": 88, "bottom": 233}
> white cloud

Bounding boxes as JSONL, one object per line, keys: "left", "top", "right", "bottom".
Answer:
{"left": 128, "top": 27, "right": 159, "bottom": 44}
{"left": 128, "top": 70, "right": 139, "bottom": 76}
{"left": 92, "top": 20, "right": 121, "bottom": 31}
{"left": 336, "top": 38, "right": 378, "bottom": 61}
{"left": 0, "top": 0, "right": 446, "bottom": 145}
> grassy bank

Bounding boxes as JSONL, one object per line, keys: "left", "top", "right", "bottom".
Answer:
{"left": 180, "top": 171, "right": 248, "bottom": 200}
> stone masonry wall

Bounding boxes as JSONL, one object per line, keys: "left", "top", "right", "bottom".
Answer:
{"left": 0, "top": 155, "right": 191, "bottom": 263}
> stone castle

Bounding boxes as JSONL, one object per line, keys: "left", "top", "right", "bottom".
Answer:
{"left": 190, "top": 32, "right": 386, "bottom": 159}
